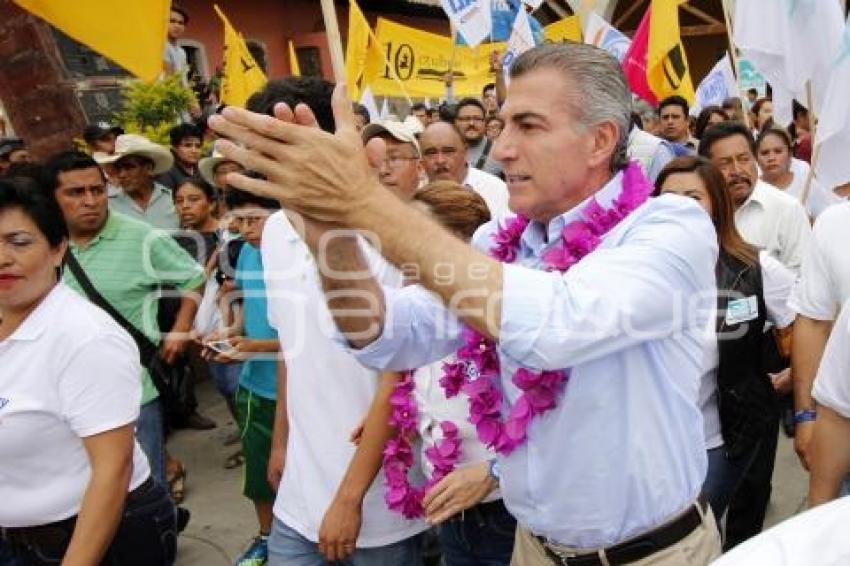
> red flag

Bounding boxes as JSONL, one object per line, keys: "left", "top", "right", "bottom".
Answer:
{"left": 621, "top": 8, "right": 657, "bottom": 106}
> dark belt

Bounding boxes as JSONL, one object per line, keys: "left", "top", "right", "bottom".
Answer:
{"left": 1, "top": 476, "right": 156, "bottom": 548}
{"left": 536, "top": 497, "right": 707, "bottom": 566}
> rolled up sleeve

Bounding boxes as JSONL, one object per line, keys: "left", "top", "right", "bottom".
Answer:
{"left": 352, "top": 285, "right": 463, "bottom": 371}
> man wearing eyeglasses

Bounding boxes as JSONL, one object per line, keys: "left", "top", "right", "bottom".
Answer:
{"left": 361, "top": 121, "right": 423, "bottom": 201}
{"left": 454, "top": 98, "right": 502, "bottom": 178}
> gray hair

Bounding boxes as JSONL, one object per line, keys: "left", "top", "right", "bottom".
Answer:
{"left": 510, "top": 43, "right": 631, "bottom": 172}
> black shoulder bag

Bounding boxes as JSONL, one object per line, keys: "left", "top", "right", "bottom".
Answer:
{"left": 64, "top": 252, "right": 188, "bottom": 420}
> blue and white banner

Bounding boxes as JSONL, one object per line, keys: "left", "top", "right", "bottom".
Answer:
{"left": 502, "top": 5, "right": 535, "bottom": 84}
{"left": 441, "top": 0, "right": 492, "bottom": 47}
{"left": 692, "top": 54, "right": 738, "bottom": 115}
{"left": 583, "top": 11, "right": 631, "bottom": 63}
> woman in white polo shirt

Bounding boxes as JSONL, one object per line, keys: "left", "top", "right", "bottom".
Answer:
{"left": 0, "top": 176, "right": 176, "bottom": 565}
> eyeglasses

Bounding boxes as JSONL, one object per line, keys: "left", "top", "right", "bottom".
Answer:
{"left": 456, "top": 116, "right": 485, "bottom": 124}
{"left": 381, "top": 154, "right": 419, "bottom": 168}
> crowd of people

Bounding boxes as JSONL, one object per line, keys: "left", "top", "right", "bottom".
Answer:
{"left": 2, "top": 12, "right": 850, "bottom": 566}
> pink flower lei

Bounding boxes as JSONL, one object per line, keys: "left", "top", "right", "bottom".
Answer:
{"left": 382, "top": 162, "right": 652, "bottom": 516}
{"left": 456, "top": 161, "right": 653, "bottom": 455}
{"left": 383, "top": 370, "right": 463, "bottom": 519}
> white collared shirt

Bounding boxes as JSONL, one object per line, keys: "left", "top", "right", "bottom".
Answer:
{"left": 349, "top": 174, "right": 719, "bottom": 548}
{"left": 0, "top": 284, "right": 150, "bottom": 527}
{"left": 261, "top": 212, "right": 426, "bottom": 547}
{"left": 463, "top": 166, "right": 511, "bottom": 220}
{"left": 734, "top": 179, "right": 812, "bottom": 274}
{"left": 790, "top": 203, "right": 850, "bottom": 321}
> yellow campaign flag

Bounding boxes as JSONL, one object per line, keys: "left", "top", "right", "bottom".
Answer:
{"left": 13, "top": 0, "right": 169, "bottom": 81}
{"left": 647, "top": 0, "right": 695, "bottom": 103}
{"left": 346, "top": 0, "right": 372, "bottom": 100}
{"left": 289, "top": 40, "right": 301, "bottom": 76}
{"left": 215, "top": 5, "right": 267, "bottom": 108}
{"left": 363, "top": 18, "right": 504, "bottom": 99}
{"left": 543, "top": 16, "right": 582, "bottom": 43}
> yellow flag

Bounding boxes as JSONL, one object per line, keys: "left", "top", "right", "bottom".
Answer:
{"left": 215, "top": 5, "right": 267, "bottom": 107}
{"left": 647, "top": 0, "right": 695, "bottom": 103}
{"left": 289, "top": 40, "right": 301, "bottom": 76}
{"left": 13, "top": 0, "right": 169, "bottom": 81}
{"left": 543, "top": 16, "right": 582, "bottom": 43}
{"left": 346, "top": 0, "right": 372, "bottom": 100}
{"left": 363, "top": 18, "right": 504, "bottom": 99}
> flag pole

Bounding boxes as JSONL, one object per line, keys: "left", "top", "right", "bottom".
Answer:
{"left": 320, "top": 0, "right": 346, "bottom": 83}
{"left": 799, "top": 80, "right": 820, "bottom": 210}
{"left": 720, "top": 0, "right": 752, "bottom": 130}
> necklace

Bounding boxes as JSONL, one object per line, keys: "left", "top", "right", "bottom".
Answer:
{"left": 382, "top": 162, "right": 653, "bottom": 516}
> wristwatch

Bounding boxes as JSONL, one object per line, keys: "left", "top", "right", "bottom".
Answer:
{"left": 487, "top": 459, "right": 501, "bottom": 484}
{"left": 793, "top": 409, "right": 817, "bottom": 424}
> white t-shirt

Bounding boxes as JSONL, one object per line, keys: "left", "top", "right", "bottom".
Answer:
{"left": 464, "top": 166, "right": 511, "bottom": 220}
{"left": 712, "top": 496, "right": 850, "bottom": 565}
{"left": 700, "top": 252, "right": 796, "bottom": 449}
{"left": 790, "top": 203, "right": 850, "bottom": 321}
{"left": 261, "top": 211, "right": 426, "bottom": 547}
{"left": 0, "top": 284, "right": 150, "bottom": 527}
{"left": 734, "top": 179, "right": 812, "bottom": 274}
{"left": 413, "top": 353, "right": 499, "bottom": 503}
{"left": 812, "top": 300, "right": 850, "bottom": 418}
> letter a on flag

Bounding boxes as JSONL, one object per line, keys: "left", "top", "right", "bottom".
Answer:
{"left": 441, "top": 0, "right": 492, "bottom": 47}
{"left": 13, "top": 0, "right": 170, "bottom": 81}
{"left": 215, "top": 5, "right": 267, "bottom": 108}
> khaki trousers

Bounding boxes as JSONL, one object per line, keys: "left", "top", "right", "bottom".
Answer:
{"left": 511, "top": 505, "right": 721, "bottom": 566}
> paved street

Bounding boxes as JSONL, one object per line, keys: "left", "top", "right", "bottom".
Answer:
{"left": 171, "top": 380, "right": 810, "bottom": 565}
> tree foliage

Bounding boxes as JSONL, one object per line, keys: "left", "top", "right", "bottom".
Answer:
{"left": 114, "top": 74, "right": 194, "bottom": 144}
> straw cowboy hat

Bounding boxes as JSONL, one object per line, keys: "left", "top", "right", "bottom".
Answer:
{"left": 198, "top": 150, "right": 236, "bottom": 188}
{"left": 93, "top": 134, "right": 173, "bottom": 175}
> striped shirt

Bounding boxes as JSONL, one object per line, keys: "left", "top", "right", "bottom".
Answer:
{"left": 64, "top": 212, "right": 205, "bottom": 404}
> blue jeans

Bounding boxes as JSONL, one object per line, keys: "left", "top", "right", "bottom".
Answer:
{"left": 136, "top": 400, "right": 166, "bottom": 486}
{"left": 267, "top": 517, "right": 423, "bottom": 566}
{"left": 3, "top": 479, "right": 177, "bottom": 565}
{"left": 0, "top": 540, "right": 22, "bottom": 565}
{"left": 438, "top": 499, "right": 516, "bottom": 566}
{"left": 702, "top": 443, "right": 761, "bottom": 522}
{"left": 207, "top": 361, "right": 241, "bottom": 398}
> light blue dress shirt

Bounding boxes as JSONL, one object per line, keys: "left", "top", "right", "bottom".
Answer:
{"left": 350, "top": 172, "right": 719, "bottom": 548}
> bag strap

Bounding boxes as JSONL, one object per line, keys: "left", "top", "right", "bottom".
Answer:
{"left": 64, "top": 251, "right": 159, "bottom": 363}
{"left": 474, "top": 138, "right": 493, "bottom": 170}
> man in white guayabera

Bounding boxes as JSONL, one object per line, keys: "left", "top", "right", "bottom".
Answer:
{"left": 209, "top": 43, "right": 722, "bottom": 566}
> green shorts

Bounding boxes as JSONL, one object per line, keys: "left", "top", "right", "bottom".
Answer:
{"left": 235, "top": 385, "right": 277, "bottom": 502}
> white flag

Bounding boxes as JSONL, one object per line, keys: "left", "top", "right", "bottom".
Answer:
{"left": 734, "top": 0, "right": 844, "bottom": 124}
{"left": 379, "top": 97, "right": 390, "bottom": 120}
{"left": 441, "top": 0, "right": 492, "bottom": 48}
{"left": 583, "top": 11, "right": 631, "bottom": 63}
{"left": 814, "top": 20, "right": 850, "bottom": 189}
{"left": 692, "top": 54, "right": 738, "bottom": 116}
{"left": 358, "top": 86, "right": 379, "bottom": 124}
{"left": 502, "top": 6, "right": 535, "bottom": 85}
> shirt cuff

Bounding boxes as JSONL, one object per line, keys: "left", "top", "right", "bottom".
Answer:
{"left": 498, "top": 263, "right": 556, "bottom": 365}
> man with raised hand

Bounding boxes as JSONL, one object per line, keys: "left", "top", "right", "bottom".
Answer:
{"left": 210, "top": 43, "right": 720, "bottom": 565}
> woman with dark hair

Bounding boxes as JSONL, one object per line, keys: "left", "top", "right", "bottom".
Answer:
{"left": 756, "top": 127, "right": 840, "bottom": 218}
{"left": 694, "top": 106, "right": 728, "bottom": 141}
{"left": 654, "top": 157, "right": 796, "bottom": 544}
{"left": 0, "top": 176, "right": 176, "bottom": 564}
{"left": 751, "top": 98, "right": 774, "bottom": 133}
